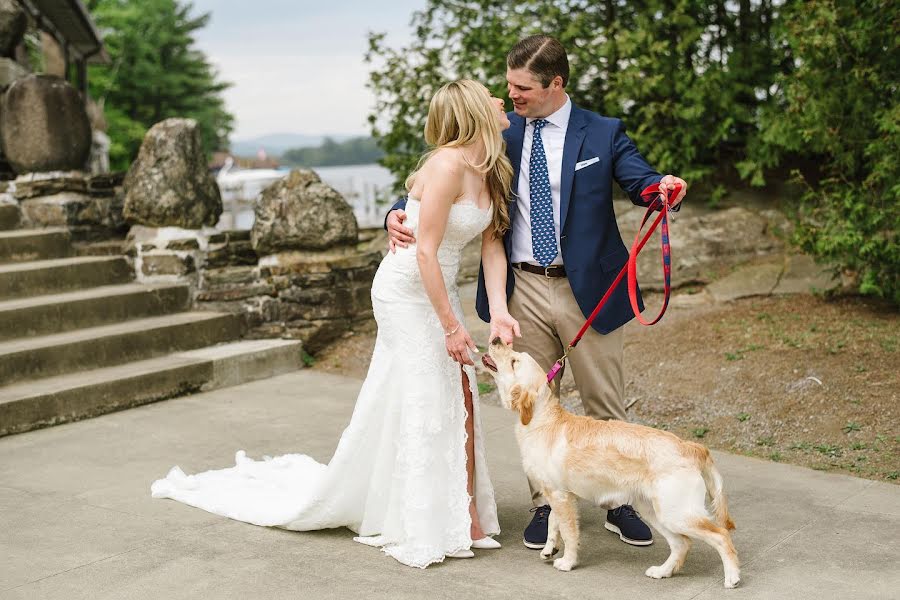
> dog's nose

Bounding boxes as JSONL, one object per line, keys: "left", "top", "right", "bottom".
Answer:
{"left": 491, "top": 337, "right": 503, "bottom": 346}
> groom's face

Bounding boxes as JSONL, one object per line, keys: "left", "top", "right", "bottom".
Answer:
{"left": 506, "top": 67, "right": 560, "bottom": 119}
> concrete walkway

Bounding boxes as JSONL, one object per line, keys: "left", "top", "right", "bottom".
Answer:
{"left": 1, "top": 370, "right": 897, "bottom": 600}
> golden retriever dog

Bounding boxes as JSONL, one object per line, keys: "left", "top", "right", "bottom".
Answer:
{"left": 482, "top": 338, "right": 740, "bottom": 588}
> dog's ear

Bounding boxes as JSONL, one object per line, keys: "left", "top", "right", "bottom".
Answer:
{"left": 510, "top": 384, "right": 534, "bottom": 426}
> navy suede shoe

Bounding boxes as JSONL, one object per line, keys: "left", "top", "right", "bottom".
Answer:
{"left": 523, "top": 505, "right": 551, "bottom": 549}
{"left": 605, "top": 505, "right": 653, "bottom": 546}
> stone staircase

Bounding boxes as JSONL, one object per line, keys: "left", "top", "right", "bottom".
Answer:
{"left": 0, "top": 220, "right": 304, "bottom": 437}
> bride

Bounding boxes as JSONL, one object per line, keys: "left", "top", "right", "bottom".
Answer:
{"left": 151, "top": 80, "right": 520, "bottom": 568}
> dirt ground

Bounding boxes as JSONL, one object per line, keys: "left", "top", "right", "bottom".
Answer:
{"left": 312, "top": 290, "right": 899, "bottom": 484}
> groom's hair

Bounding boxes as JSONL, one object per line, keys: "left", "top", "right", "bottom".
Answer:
{"left": 507, "top": 35, "right": 569, "bottom": 88}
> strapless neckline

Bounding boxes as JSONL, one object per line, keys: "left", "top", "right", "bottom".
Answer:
{"left": 407, "top": 196, "right": 491, "bottom": 213}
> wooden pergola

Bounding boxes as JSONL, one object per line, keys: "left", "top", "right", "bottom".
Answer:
{"left": 16, "top": 0, "right": 109, "bottom": 94}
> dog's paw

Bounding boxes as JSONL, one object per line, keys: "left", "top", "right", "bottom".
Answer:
{"left": 723, "top": 571, "right": 741, "bottom": 589}
{"left": 540, "top": 545, "right": 559, "bottom": 560}
{"left": 553, "top": 557, "right": 576, "bottom": 572}
{"left": 645, "top": 565, "right": 674, "bottom": 579}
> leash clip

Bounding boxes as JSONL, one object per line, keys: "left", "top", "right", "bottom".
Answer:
{"left": 546, "top": 345, "right": 574, "bottom": 383}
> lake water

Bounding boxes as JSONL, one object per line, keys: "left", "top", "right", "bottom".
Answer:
{"left": 217, "top": 162, "right": 400, "bottom": 231}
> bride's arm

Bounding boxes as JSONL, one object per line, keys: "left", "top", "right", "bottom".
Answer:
{"left": 482, "top": 231, "right": 520, "bottom": 344}
{"left": 416, "top": 152, "right": 477, "bottom": 365}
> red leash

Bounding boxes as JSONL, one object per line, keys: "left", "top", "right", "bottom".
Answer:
{"left": 546, "top": 182, "right": 681, "bottom": 383}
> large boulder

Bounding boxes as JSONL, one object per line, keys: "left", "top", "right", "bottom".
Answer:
{"left": 0, "top": 75, "right": 92, "bottom": 173}
{"left": 123, "top": 118, "right": 222, "bottom": 229}
{"left": 251, "top": 168, "right": 358, "bottom": 255}
{"left": 0, "top": 0, "right": 26, "bottom": 58}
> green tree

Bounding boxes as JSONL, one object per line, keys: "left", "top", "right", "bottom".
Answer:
{"left": 745, "top": 0, "right": 899, "bottom": 303}
{"left": 86, "top": 0, "right": 233, "bottom": 171}
{"left": 365, "top": 1, "right": 784, "bottom": 195}
{"left": 367, "top": 0, "right": 898, "bottom": 303}
{"left": 281, "top": 137, "right": 384, "bottom": 167}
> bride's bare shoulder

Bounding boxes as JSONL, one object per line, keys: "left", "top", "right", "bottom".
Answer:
{"left": 422, "top": 147, "right": 466, "bottom": 175}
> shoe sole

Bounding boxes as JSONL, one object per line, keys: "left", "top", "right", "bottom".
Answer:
{"left": 604, "top": 522, "right": 654, "bottom": 546}
{"left": 523, "top": 538, "right": 546, "bottom": 550}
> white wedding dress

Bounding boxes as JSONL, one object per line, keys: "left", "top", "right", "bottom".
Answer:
{"left": 151, "top": 197, "right": 499, "bottom": 568}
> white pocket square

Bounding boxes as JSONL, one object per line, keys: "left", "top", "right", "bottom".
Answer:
{"left": 575, "top": 157, "right": 600, "bottom": 171}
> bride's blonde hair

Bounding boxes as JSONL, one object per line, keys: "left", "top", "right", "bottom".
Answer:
{"left": 405, "top": 79, "right": 513, "bottom": 239}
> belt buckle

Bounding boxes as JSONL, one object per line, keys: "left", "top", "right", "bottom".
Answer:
{"left": 544, "top": 265, "right": 553, "bottom": 278}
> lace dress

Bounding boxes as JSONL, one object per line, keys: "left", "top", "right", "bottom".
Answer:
{"left": 151, "top": 197, "right": 499, "bottom": 568}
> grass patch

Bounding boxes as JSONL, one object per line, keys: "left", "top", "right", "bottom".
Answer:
{"left": 781, "top": 336, "right": 803, "bottom": 349}
{"left": 477, "top": 382, "right": 495, "bottom": 395}
{"left": 301, "top": 350, "right": 316, "bottom": 368}
{"left": 842, "top": 421, "right": 861, "bottom": 434}
{"left": 814, "top": 443, "right": 842, "bottom": 458}
{"left": 692, "top": 427, "right": 710, "bottom": 439}
{"left": 725, "top": 344, "right": 766, "bottom": 361}
{"left": 769, "top": 451, "right": 783, "bottom": 462}
{"left": 736, "top": 412, "right": 751, "bottom": 422}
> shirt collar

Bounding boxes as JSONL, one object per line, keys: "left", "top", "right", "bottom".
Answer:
{"left": 526, "top": 95, "right": 571, "bottom": 129}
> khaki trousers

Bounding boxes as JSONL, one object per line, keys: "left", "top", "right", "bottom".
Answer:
{"left": 507, "top": 268, "right": 625, "bottom": 506}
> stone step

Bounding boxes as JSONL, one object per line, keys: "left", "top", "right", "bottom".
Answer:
{"left": 0, "top": 256, "right": 133, "bottom": 300}
{"left": 0, "top": 204, "right": 19, "bottom": 230}
{"left": 0, "top": 283, "right": 191, "bottom": 341}
{"left": 72, "top": 239, "right": 126, "bottom": 257}
{"left": 0, "top": 311, "right": 242, "bottom": 386}
{"left": 0, "top": 339, "right": 303, "bottom": 437}
{"left": 0, "top": 228, "right": 71, "bottom": 264}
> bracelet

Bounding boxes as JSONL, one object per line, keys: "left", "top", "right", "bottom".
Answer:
{"left": 445, "top": 324, "right": 461, "bottom": 337}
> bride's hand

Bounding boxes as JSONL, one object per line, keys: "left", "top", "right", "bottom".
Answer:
{"left": 445, "top": 323, "right": 478, "bottom": 366}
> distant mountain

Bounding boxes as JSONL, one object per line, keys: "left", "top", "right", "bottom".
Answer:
{"left": 230, "top": 133, "right": 358, "bottom": 158}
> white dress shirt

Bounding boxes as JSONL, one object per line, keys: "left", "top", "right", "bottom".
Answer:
{"left": 511, "top": 95, "right": 572, "bottom": 266}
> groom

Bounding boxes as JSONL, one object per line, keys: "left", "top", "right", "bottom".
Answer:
{"left": 387, "top": 35, "right": 687, "bottom": 550}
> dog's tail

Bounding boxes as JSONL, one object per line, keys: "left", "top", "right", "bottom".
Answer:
{"left": 701, "top": 454, "right": 735, "bottom": 531}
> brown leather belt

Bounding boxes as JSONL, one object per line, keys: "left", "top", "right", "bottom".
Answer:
{"left": 513, "top": 262, "right": 567, "bottom": 278}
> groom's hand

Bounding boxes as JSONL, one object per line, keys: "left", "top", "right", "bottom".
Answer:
{"left": 489, "top": 312, "right": 521, "bottom": 346}
{"left": 660, "top": 174, "right": 688, "bottom": 207}
{"left": 387, "top": 210, "right": 416, "bottom": 253}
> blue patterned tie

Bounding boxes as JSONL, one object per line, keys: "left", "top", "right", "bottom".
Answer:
{"left": 529, "top": 119, "right": 557, "bottom": 266}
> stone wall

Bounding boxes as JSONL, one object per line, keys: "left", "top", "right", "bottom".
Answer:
{"left": 130, "top": 229, "right": 381, "bottom": 353}
{"left": 116, "top": 123, "right": 382, "bottom": 355}
{"left": 201, "top": 246, "right": 381, "bottom": 353}
{"left": 14, "top": 170, "right": 126, "bottom": 241}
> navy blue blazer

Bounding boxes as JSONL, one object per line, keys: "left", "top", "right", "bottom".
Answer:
{"left": 387, "top": 104, "right": 666, "bottom": 334}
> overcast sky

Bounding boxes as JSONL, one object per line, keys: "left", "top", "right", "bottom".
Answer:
{"left": 188, "top": 0, "right": 427, "bottom": 141}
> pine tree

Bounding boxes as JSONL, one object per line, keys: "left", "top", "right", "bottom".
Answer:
{"left": 86, "top": 0, "right": 233, "bottom": 170}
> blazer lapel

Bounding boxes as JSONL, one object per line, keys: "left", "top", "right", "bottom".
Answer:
{"left": 560, "top": 106, "right": 587, "bottom": 232}
{"left": 504, "top": 113, "right": 525, "bottom": 200}
{"left": 503, "top": 112, "right": 525, "bottom": 256}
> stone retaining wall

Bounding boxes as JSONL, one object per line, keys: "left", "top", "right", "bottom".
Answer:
{"left": 130, "top": 228, "right": 381, "bottom": 353}
{"left": 13, "top": 171, "right": 127, "bottom": 241}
